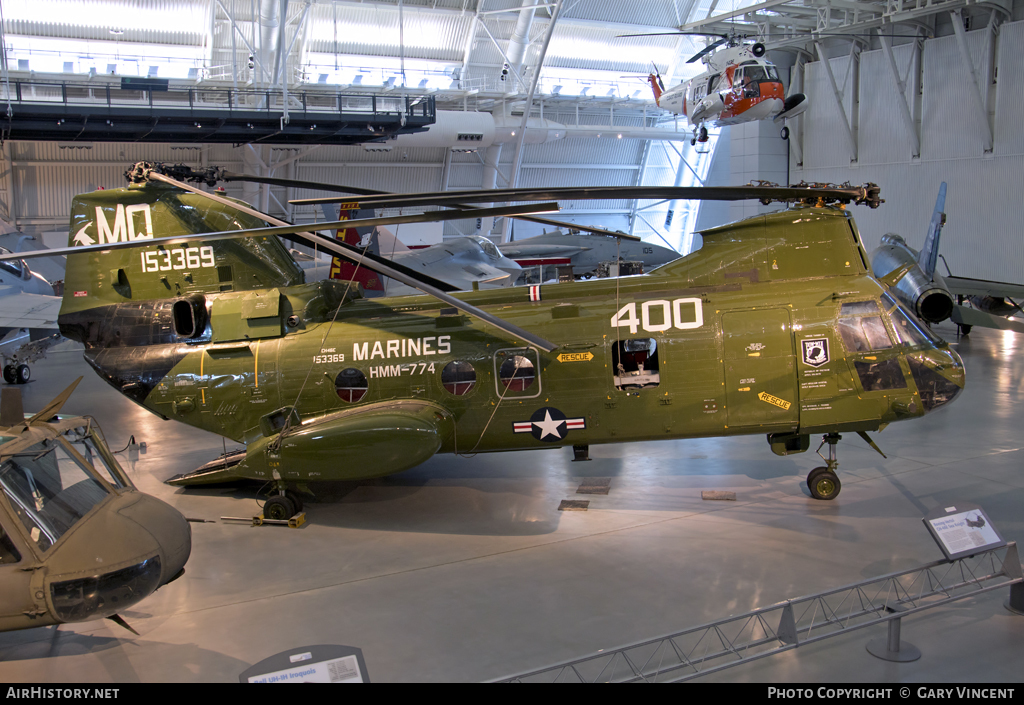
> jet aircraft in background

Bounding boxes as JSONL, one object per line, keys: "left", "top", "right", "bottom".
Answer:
{"left": 870, "top": 183, "right": 1024, "bottom": 336}
{"left": 0, "top": 243, "right": 62, "bottom": 385}
{"left": 497, "top": 230, "right": 680, "bottom": 280}
{"left": 305, "top": 204, "right": 522, "bottom": 295}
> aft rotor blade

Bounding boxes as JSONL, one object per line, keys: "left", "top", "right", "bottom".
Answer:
{"left": 148, "top": 173, "right": 557, "bottom": 351}
{"left": 218, "top": 171, "right": 644, "bottom": 240}
{"left": 291, "top": 184, "right": 883, "bottom": 210}
{"left": 0, "top": 202, "right": 560, "bottom": 265}
{"left": 281, "top": 228, "right": 557, "bottom": 352}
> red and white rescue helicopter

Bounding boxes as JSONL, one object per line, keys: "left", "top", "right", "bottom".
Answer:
{"left": 624, "top": 33, "right": 808, "bottom": 145}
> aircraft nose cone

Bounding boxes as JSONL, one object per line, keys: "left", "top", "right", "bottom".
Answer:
{"left": 908, "top": 348, "right": 965, "bottom": 413}
{"left": 117, "top": 493, "right": 192, "bottom": 584}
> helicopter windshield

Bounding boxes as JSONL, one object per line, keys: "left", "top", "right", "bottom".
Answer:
{"left": 882, "top": 292, "right": 943, "bottom": 347}
{"left": 0, "top": 434, "right": 113, "bottom": 553}
{"left": 736, "top": 63, "right": 779, "bottom": 83}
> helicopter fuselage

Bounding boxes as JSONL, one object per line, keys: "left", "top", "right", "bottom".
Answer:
{"left": 56, "top": 200, "right": 965, "bottom": 488}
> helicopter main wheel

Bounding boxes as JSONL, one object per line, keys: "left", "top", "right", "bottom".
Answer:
{"left": 284, "top": 490, "right": 304, "bottom": 514}
{"left": 690, "top": 137, "right": 697, "bottom": 146}
{"left": 780, "top": 126, "right": 790, "bottom": 141}
{"left": 959, "top": 324, "right": 972, "bottom": 336}
{"left": 698, "top": 126, "right": 709, "bottom": 142}
{"left": 2, "top": 365, "right": 14, "bottom": 384}
{"left": 752, "top": 43, "right": 766, "bottom": 57}
{"left": 264, "top": 495, "right": 295, "bottom": 521}
{"left": 15, "top": 365, "right": 30, "bottom": 385}
{"left": 807, "top": 467, "right": 841, "bottom": 500}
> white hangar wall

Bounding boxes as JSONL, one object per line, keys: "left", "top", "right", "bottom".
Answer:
{"left": 792, "top": 19, "right": 1024, "bottom": 285}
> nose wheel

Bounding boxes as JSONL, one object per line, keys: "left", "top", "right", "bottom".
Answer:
{"left": 262, "top": 486, "right": 305, "bottom": 520}
{"left": 807, "top": 433, "right": 842, "bottom": 500}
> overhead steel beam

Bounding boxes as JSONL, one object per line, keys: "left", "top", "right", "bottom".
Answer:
{"left": 677, "top": 0, "right": 795, "bottom": 32}
{"left": 788, "top": 58, "right": 805, "bottom": 166}
{"left": 507, "top": 0, "right": 564, "bottom": 190}
{"left": 950, "top": 9, "right": 993, "bottom": 152}
{"left": 878, "top": 30, "right": 920, "bottom": 158}
{"left": 814, "top": 41, "right": 857, "bottom": 162}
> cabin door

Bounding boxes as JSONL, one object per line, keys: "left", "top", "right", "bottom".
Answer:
{"left": 722, "top": 309, "right": 799, "bottom": 429}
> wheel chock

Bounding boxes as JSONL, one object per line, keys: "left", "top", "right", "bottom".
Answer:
{"left": 221, "top": 512, "right": 306, "bottom": 528}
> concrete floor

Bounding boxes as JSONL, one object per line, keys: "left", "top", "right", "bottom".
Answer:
{"left": 1, "top": 323, "right": 1022, "bottom": 683}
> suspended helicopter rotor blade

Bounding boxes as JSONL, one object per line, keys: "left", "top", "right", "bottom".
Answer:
{"left": 213, "top": 170, "right": 644, "bottom": 240}
{"left": 615, "top": 31, "right": 728, "bottom": 38}
{"left": 149, "top": 172, "right": 561, "bottom": 353}
{"left": 220, "top": 171, "right": 384, "bottom": 196}
{"left": 291, "top": 184, "right": 884, "bottom": 210}
{"left": 687, "top": 36, "right": 730, "bottom": 63}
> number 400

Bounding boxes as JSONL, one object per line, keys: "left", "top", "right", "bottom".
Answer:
{"left": 610, "top": 298, "right": 703, "bottom": 335}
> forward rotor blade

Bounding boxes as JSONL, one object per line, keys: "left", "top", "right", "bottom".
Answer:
{"left": 291, "top": 184, "right": 883, "bottom": 210}
{"left": 220, "top": 171, "right": 383, "bottom": 196}
{"left": 217, "top": 171, "right": 643, "bottom": 239}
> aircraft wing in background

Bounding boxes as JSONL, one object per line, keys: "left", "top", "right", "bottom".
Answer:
{"left": 944, "top": 276, "right": 1024, "bottom": 300}
{"left": 0, "top": 288, "right": 62, "bottom": 330}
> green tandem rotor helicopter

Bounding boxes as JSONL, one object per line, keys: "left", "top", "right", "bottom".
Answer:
{"left": 1, "top": 166, "right": 965, "bottom": 519}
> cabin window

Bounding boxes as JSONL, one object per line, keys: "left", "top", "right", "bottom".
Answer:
{"left": 613, "top": 338, "right": 660, "bottom": 390}
{"left": 837, "top": 301, "right": 894, "bottom": 353}
{"left": 0, "top": 525, "right": 20, "bottom": 564}
{"left": 442, "top": 361, "right": 476, "bottom": 395}
{"left": 853, "top": 360, "right": 907, "bottom": 392}
{"left": 499, "top": 355, "right": 535, "bottom": 392}
{"left": 335, "top": 368, "right": 368, "bottom": 403}
{"left": 0, "top": 439, "right": 110, "bottom": 552}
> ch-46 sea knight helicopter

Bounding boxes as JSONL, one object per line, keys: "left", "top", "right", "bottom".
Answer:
{"left": 0, "top": 379, "right": 190, "bottom": 633}
{"left": 2, "top": 167, "right": 965, "bottom": 516}
{"left": 618, "top": 31, "right": 808, "bottom": 145}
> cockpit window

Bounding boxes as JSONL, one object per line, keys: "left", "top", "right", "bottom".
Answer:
{"left": 0, "top": 438, "right": 110, "bottom": 552}
{"left": 883, "top": 293, "right": 943, "bottom": 347}
{"left": 63, "top": 426, "right": 129, "bottom": 489}
{"left": 0, "top": 246, "right": 25, "bottom": 278}
{"left": 837, "top": 300, "right": 894, "bottom": 353}
{"left": 469, "top": 235, "right": 500, "bottom": 259}
{"left": 735, "top": 64, "right": 778, "bottom": 83}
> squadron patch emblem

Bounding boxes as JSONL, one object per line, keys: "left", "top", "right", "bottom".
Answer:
{"left": 513, "top": 407, "right": 585, "bottom": 442}
{"left": 802, "top": 338, "right": 829, "bottom": 367}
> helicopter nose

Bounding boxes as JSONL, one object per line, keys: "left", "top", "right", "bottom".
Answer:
{"left": 44, "top": 492, "right": 190, "bottom": 625}
{"left": 907, "top": 347, "right": 965, "bottom": 413}
{"left": 117, "top": 493, "right": 192, "bottom": 584}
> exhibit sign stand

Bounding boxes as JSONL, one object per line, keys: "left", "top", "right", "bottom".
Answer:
{"left": 866, "top": 502, "right": 1014, "bottom": 662}
{"left": 240, "top": 644, "right": 369, "bottom": 683}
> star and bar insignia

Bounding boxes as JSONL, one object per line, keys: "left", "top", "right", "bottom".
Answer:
{"left": 513, "top": 407, "right": 586, "bottom": 442}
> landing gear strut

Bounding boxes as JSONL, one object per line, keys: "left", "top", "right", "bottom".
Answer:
{"left": 262, "top": 484, "right": 305, "bottom": 520}
{"left": 690, "top": 125, "right": 709, "bottom": 146}
{"left": 807, "top": 433, "right": 842, "bottom": 500}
